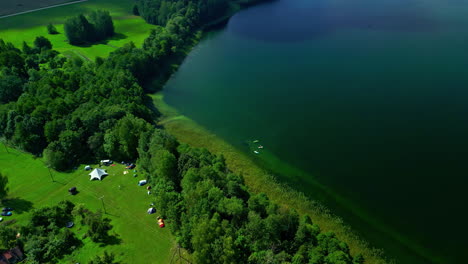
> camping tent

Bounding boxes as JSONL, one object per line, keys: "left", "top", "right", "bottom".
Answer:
{"left": 89, "top": 168, "right": 108, "bottom": 181}
{"left": 69, "top": 187, "right": 77, "bottom": 195}
{"left": 138, "top": 180, "right": 147, "bottom": 186}
{"left": 84, "top": 165, "right": 91, "bottom": 171}
{"left": 147, "top": 207, "right": 156, "bottom": 214}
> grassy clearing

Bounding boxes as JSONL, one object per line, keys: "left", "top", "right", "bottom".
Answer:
{"left": 0, "top": 146, "right": 183, "bottom": 263}
{"left": 0, "top": 0, "right": 155, "bottom": 59}
{"left": 152, "top": 93, "right": 390, "bottom": 264}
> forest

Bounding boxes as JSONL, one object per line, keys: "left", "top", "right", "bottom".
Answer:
{"left": 0, "top": 0, "right": 365, "bottom": 263}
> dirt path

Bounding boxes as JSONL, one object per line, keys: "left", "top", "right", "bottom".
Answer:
{"left": 0, "top": 0, "right": 88, "bottom": 19}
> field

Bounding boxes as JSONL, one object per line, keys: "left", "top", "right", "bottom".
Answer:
{"left": 0, "top": 0, "right": 76, "bottom": 17}
{"left": 0, "top": 146, "right": 185, "bottom": 263}
{"left": 0, "top": 0, "right": 156, "bottom": 60}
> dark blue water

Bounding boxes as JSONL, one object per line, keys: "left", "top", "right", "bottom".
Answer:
{"left": 163, "top": 0, "right": 468, "bottom": 263}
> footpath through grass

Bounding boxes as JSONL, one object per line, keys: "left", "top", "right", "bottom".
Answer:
{"left": 0, "top": 146, "right": 177, "bottom": 263}
{"left": 0, "top": 0, "right": 155, "bottom": 60}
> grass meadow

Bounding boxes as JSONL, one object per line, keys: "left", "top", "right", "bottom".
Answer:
{"left": 152, "top": 93, "right": 390, "bottom": 264}
{"left": 0, "top": 146, "right": 188, "bottom": 263}
{"left": 0, "top": 0, "right": 156, "bottom": 60}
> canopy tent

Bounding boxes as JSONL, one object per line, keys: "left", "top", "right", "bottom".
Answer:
{"left": 89, "top": 168, "right": 108, "bottom": 181}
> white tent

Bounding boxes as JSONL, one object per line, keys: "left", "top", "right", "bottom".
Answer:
{"left": 138, "top": 180, "right": 147, "bottom": 186}
{"left": 89, "top": 168, "right": 108, "bottom": 181}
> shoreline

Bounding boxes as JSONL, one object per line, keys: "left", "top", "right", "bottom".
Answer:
{"left": 152, "top": 93, "right": 389, "bottom": 264}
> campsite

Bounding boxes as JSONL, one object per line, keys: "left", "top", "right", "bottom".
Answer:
{"left": 0, "top": 146, "right": 181, "bottom": 263}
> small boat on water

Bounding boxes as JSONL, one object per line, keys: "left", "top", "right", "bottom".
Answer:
{"left": 253, "top": 140, "right": 259, "bottom": 143}
{"left": 254, "top": 150, "right": 260, "bottom": 154}
{"left": 258, "top": 145, "right": 264, "bottom": 149}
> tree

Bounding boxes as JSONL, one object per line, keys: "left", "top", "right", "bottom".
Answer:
{"left": 33, "top": 36, "right": 52, "bottom": 50}
{"left": 89, "top": 251, "right": 118, "bottom": 264}
{"left": 132, "top": 4, "right": 140, "bottom": 16}
{"left": 89, "top": 10, "right": 115, "bottom": 40}
{"left": 0, "top": 224, "right": 16, "bottom": 249}
{"left": 64, "top": 14, "right": 95, "bottom": 44}
{"left": 46, "top": 23, "right": 59, "bottom": 34}
{"left": 84, "top": 211, "right": 113, "bottom": 243}
{"left": 0, "top": 50, "right": 25, "bottom": 73}
{"left": 0, "top": 173, "right": 9, "bottom": 202}
{"left": 0, "top": 70, "right": 23, "bottom": 103}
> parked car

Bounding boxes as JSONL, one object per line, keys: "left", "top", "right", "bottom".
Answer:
{"left": 158, "top": 218, "right": 165, "bottom": 228}
{"left": 1, "top": 211, "right": 12, "bottom": 216}
{"left": 126, "top": 164, "right": 136, "bottom": 169}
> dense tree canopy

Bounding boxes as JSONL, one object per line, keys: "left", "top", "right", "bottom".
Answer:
{"left": 64, "top": 11, "right": 114, "bottom": 45}
{"left": 136, "top": 137, "right": 364, "bottom": 264}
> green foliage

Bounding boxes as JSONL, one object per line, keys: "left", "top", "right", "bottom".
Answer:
{"left": 64, "top": 10, "right": 115, "bottom": 45}
{"left": 103, "top": 114, "right": 152, "bottom": 161}
{"left": 46, "top": 23, "right": 59, "bottom": 35}
{"left": 133, "top": 4, "right": 140, "bottom": 16}
{"left": 33, "top": 36, "right": 53, "bottom": 51}
{"left": 138, "top": 139, "right": 363, "bottom": 263}
{"left": 83, "top": 210, "right": 113, "bottom": 243}
{"left": 0, "top": 173, "right": 9, "bottom": 201}
{"left": 64, "top": 14, "right": 95, "bottom": 45}
{"left": 21, "top": 201, "right": 82, "bottom": 263}
{"left": 0, "top": 68, "right": 24, "bottom": 103}
{"left": 0, "top": 225, "right": 17, "bottom": 250}
{"left": 135, "top": 0, "right": 227, "bottom": 26}
{"left": 89, "top": 10, "right": 115, "bottom": 40}
{"left": 89, "top": 251, "right": 119, "bottom": 264}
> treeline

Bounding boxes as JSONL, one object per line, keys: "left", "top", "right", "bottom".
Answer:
{"left": 134, "top": 130, "right": 365, "bottom": 264}
{"left": 134, "top": 0, "right": 271, "bottom": 27}
{"left": 64, "top": 10, "right": 114, "bottom": 45}
{"left": 135, "top": 0, "right": 228, "bottom": 26}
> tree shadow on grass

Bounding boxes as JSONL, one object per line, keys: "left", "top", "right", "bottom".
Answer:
{"left": 70, "top": 32, "right": 128, "bottom": 48}
{"left": 2, "top": 197, "right": 34, "bottom": 213}
{"left": 107, "top": 32, "right": 127, "bottom": 41}
{"left": 99, "top": 233, "right": 122, "bottom": 247}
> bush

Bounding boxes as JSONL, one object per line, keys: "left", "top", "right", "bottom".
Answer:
{"left": 46, "top": 23, "right": 59, "bottom": 34}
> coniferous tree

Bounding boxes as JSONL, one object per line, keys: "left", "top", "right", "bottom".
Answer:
{"left": 46, "top": 23, "right": 59, "bottom": 34}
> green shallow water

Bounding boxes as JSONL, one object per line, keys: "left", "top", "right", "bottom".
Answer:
{"left": 162, "top": 0, "right": 468, "bottom": 263}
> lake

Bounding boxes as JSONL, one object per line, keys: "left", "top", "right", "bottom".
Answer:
{"left": 162, "top": 0, "right": 468, "bottom": 263}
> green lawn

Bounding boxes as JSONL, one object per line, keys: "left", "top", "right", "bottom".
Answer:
{"left": 0, "top": 0, "right": 155, "bottom": 60}
{"left": 0, "top": 146, "right": 177, "bottom": 263}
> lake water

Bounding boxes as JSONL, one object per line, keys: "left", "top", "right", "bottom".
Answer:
{"left": 162, "top": 0, "right": 468, "bottom": 263}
